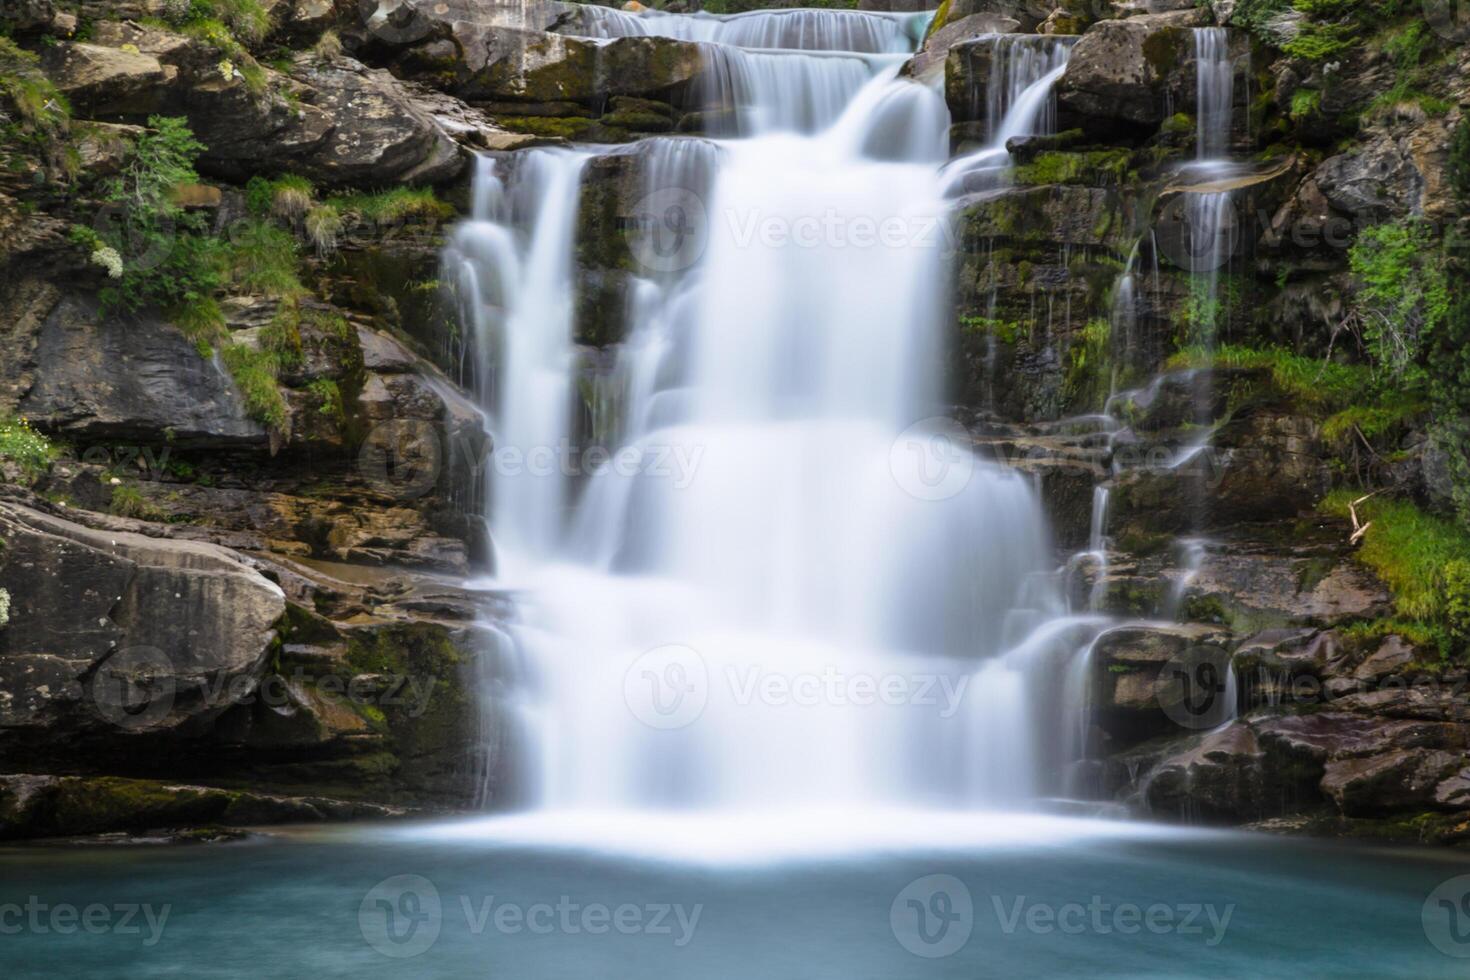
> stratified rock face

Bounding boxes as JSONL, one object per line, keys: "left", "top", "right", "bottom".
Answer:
{"left": 0, "top": 501, "right": 286, "bottom": 744}
{"left": 10, "top": 291, "right": 268, "bottom": 447}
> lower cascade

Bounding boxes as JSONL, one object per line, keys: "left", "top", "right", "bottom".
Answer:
{"left": 454, "top": 17, "right": 1108, "bottom": 813}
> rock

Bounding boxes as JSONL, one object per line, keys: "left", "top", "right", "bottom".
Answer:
{"left": 8, "top": 290, "right": 268, "bottom": 447}
{"left": 1054, "top": 15, "right": 1217, "bottom": 134}
{"left": 357, "top": 326, "right": 422, "bottom": 373}
{"left": 1178, "top": 547, "right": 1392, "bottom": 630}
{"left": 1090, "top": 622, "right": 1235, "bottom": 745}
{"left": 40, "top": 41, "right": 174, "bottom": 117}
{"left": 71, "top": 121, "right": 142, "bottom": 178}
{"left": 1353, "top": 635, "right": 1416, "bottom": 682}
{"left": 1314, "top": 133, "right": 1429, "bottom": 223}
{"left": 1321, "top": 748, "right": 1465, "bottom": 815}
{"left": 1131, "top": 722, "right": 1269, "bottom": 822}
{"left": 386, "top": 15, "right": 706, "bottom": 106}
{"left": 907, "top": 14, "right": 1020, "bottom": 84}
{"left": 0, "top": 774, "right": 405, "bottom": 839}
{"left": 0, "top": 501, "right": 285, "bottom": 746}
{"left": 280, "top": 56, "right": 465, "bottom": 187}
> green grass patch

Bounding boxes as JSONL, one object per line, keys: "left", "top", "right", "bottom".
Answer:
{"left": 1165, "top": 343, "right": 1370, "bottom": 410}
{"left": 327, "top": 188, "right": 455, "bottom": 225}
{"left": 1321, "top": 490, "right": 1470, "bottom": 658}
{"left": 226, "top": 219, "right": 304, "bottom": 299}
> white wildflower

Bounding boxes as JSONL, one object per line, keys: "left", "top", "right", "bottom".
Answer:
{"left": 0, "top": 588, "right": 10, "bottom": 628}
{"left": 90, "top": 246, "right": 123, "bottom": 279}
{"left": 219, "top": 59, "right": 236, "bottom": 81}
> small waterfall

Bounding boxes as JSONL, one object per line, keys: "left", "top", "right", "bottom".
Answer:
{"left": 940, "top": 35, "right": 1075, "bottom": 195}
{"left": 700, "top": 48, "right": 882, "bottom": 135}
{"left": 1194, "top": 27, "right": 1233, "bottom": 161}
{"left": 443, "top": 150, "right": 589, "bottom": 572}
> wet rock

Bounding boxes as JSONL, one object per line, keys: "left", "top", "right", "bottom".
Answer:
{"left": 908, "top": 14, "right": 1021, "bottom": 85}
{"left": 1321, "top": 748, "right": 1465, "bottom": 816}
{"left": 1179, "top": 547, "right": 1392, "bottom": 631}
{"left": 1090, "top": 622, "right": 1234, "bottom": 745}
{"left": 1314, "top": 132, "right": 1429, "bottom": 223}
{"left": 1129, "top": 721, "right": 1270, "bottom": 822}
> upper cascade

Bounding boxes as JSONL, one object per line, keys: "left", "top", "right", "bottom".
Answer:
{"left": 565, "top": 5, "right": 926, "bottom": 53}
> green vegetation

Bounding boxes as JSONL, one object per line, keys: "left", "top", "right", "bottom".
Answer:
{"left": 1347, "top": 219, "right": 1449, "bottom": 385}
{"left": 1288, "top": 88, "right": 1320, "bottom": 120}
{"left": 226, "top": 219, "right": 304, "bottom": 298}
{"left": 1322, "top": 491, "right": 1470, "bottom": 658}
{"left": 1165, "top": 343, "right": 1376, "bottom": 413}
{"left": 307, "top": 378, "right": 344, "bottom": 421}
{"left": 95, "top": 116, "right": 225, "bottom": 317}
{"left": 327, "top": 187, "right": 455, "bottom": 225}
{"left": 0, "top": 416, "right": 57, "bottom": 478}
{"left": 109, "top": 484, "right": 166, "bottom": 521}
{"left": 0, "top": 36, "right": 69, "bottom": 138}
{"left": 221, "top": 343, "right": 289, "bottom": 430}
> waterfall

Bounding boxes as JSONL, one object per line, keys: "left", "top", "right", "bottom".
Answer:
{"left": 452, "top": 10, "right": 1104, "bottom": 815}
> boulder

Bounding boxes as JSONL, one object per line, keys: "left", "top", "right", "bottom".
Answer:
{"left": 1178, "top": 547, "right": 1392, "bottom": 631}
{"left": 1090, "top": 622, "right": 1235, "bottom": 745}
{"left": 40, "top": 41, "right": 174, "bottom": 117}
{"left": 0, "top": 501, "right": 285, "bottom": 748}
{"left": 1054, "top": 14, "right": 1215, "bottom": 134}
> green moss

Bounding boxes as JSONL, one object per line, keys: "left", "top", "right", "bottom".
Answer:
{"left": 1013, "top": 149, "right": 1132, "bottom": 187}
{"left": 494, "top": 114, "right": 598, "bottom": 139}
{"left": 959, "top": 315, "right": 1026, "bottom": 344}
{"left": 1141, "top": 27, "right": 1184, "bottom": 77}
{"left": 1289, "top": 88, "right": 1321, "bottom": 119}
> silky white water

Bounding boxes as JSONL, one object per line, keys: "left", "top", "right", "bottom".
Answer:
{"left": 450, "top": 12, "right": 1104, "bottom": 815}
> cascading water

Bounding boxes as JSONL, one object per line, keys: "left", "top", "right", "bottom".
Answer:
{"left": 454, "top": 10, "right": 1104, "bottom": 817}
{"left": 941, "top": 35, "right": 1075, "bottom": 195}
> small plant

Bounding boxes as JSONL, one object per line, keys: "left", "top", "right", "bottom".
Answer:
{"left": 315, "top": 29, "right": 343, "bottom": 60}
{"left": 0, "top": 416, "right": 57, "bottom": 478}
{"left": 304, "top": 203, "right": 343, "bottom": 256}
{"left": 109, "top": 483, "right": 166, "bottom": 521}
{"left": 226, "top": 219, "right": 304, "bottom": 298}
